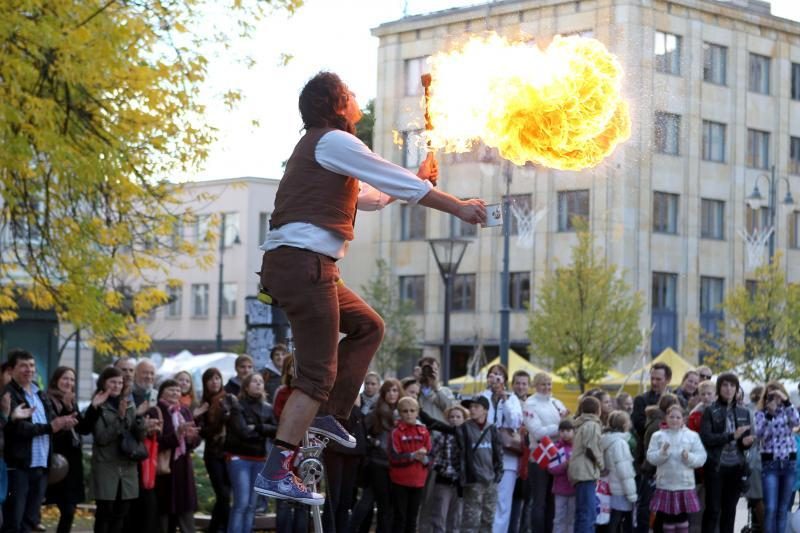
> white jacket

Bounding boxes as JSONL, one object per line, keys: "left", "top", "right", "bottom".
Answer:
{"left": 481, "top": 389, "right": 523, "bottom": 472}
{"left": 600, "top": 431, "right": 637, "bottom": 502}
{"left": 523, "top": 393, "right": 567, "bottom": 442}
{"left": 646, "top": 427, "right": 707, "bottom": 491}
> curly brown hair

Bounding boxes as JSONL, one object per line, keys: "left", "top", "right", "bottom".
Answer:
{"left": 299, "top": 71, "right": 355, "bottom": 134}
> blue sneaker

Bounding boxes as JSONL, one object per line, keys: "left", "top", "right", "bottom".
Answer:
{"left": 254, "top": 470, "right": 324, "bottom": 506}
{"left": 309, "top": 415, "right": 356, "bottom": 448}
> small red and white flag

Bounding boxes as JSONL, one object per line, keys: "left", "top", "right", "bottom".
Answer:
{"left": 530, "top": 436, "right": 560, "bottom": 469}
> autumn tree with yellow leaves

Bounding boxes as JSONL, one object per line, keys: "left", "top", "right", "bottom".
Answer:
{"left": 527, "top": 222, "right": 644, "bottom": 392}
{"left": 0, "top": 0, "right": 301, "bottom": 355}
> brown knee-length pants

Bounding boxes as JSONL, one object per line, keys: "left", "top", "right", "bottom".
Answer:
{"left": 260, "top": 247, "right": 384, "bottom": 418}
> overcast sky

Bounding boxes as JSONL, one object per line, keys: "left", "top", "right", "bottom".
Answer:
{"left": 181, "top": 0, "right": 800, "bottom": 183}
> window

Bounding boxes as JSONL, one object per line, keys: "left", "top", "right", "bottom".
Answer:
{"left": 404, "top": 56, "right": 430, "bottom": 96}
{"left": 170, "top": 221, "right": 183, "bottom": 250}
{"left": 651, "top": 272, "right": 678, "bottom": 355}
{"left": 399, "top": 275, "right": 425, "bottom": 313}
{"left": 700, "top": 199, "right": 725, "bottom": 240}
{"left": 791, "top": 137, "right": 800, "bottom": 175}
{"left": 746, "top": 129, "right": 770, "bottom": 169}
{"left": 655, "top": 112, "right": 680, "bottom": 155}
{"left": 792, "top": 63, "right": 800, "bottom": 101}
{"left": 505, "top": 194, "right": 532, "bottom": 235}
{"left": 702, "top": 121, "right": 726, "bottom": 162}
{"left": 166, "top": 284, "right": 182, "bottom": 318}
{"left": 789, "top": 211, "right": 800, "bottom": 249}
{"left": 193, "top": 215, "right": 211, "bottom": 246}
{"left": 452, "top": 273, "right": 476, "bottom": 311}
{"left": 653, "top": 192, "right": 679, "bottom": 234}
{"left": 191, "top": 283, "right": 209, "bottom": 317}
{"left": 402, "top": 130, "right": 426, "bottom": 168}
{"left": 746, "top": 206, "right": 770, "bottom": 233}
{"left": 400, "top": 204, "right": 426, "bottom": 240}
{"left": 703, "top": 43, "right": 727, "bottom": 85}
{"left": 557, "top": 190, "right": 590, "bottom": 231}
{"left": 748, "top": 53, "right": 771, "bottom": 94}
{"left": 450, "top": 214, "right": 477, "bottom": 238}
{"left": 222, "top": 213, "right": 239, "bottom": 247}
{"left": 655, "top": 31, "right": 681, "bottom": 75}
{"left": 221, "top": 283, "right": 237, "bottom": 317}
{"left": 258, "top": 212, "right": 270, "bottom": 244}
{"left": 699, "top": 277, "right": 724, "bottom": 358}
{"left": 508, "top": 272, "right": 531, "bottom": 311}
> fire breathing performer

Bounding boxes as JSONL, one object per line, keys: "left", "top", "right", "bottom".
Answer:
{"left": 254, "top": 71, "right": 487, "bottom": 505}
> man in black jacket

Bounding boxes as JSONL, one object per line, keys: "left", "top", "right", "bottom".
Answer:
{"left": 2, "top": 349, "right": 77, "bottom": 533}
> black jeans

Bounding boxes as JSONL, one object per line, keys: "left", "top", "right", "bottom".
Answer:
{"left": 368, "top": 464, "right": 393, "bottom": 533}
{"left": 95, "top": 483, "right": 131, "bottom": 533}
{"left": 609, "top": 509, "right": 634, "bottom": 533}
{"left": 529, "top": 463, "right": 554, "bottom": 533}
{"left": 321, "top": 450, "right": 360, "bottom": 533}
{"left": 204, "top": 456, "right": 230, "bottom": 533}
{"left": 703, "top": 464, "right": 744, "bottom": 533}
{"left": 56, "top": 503, "right": 76, "bottom": 533}
{"left": 635, "top": 474, "right": 656, "bottom": 533}
{"left": 390, "top": 484, "right": 423, "bottom": 533}
{"left": 2, "top": 467, "right": 47, "bottom": 533}
{"left": 275, "top": 500, "right": 309, "bottom": 533}
{"left": 122, "top": 486, "right": 158, "bottom": 533}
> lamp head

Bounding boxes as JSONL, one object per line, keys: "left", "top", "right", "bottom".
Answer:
{"left": 784, "top": 190, "right": 795, "bottom": 206}
{"left": 746, "top": 184, "right": 764, "bottom": 210}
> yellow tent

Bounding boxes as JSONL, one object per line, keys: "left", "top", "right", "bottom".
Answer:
{"left": 448, "top": 350, "right": 563, "bottom": 395}
{"left": 603, "top": 347, "right": 696, "bottom": 390}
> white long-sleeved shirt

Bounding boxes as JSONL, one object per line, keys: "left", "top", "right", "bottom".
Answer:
{"left": 262, "top": 130, "right": 433, "bottom": 259}
{"left": 523, "top": 393, "right": 568, "bottom": 442}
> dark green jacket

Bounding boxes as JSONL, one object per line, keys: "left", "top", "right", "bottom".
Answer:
{"left": 90, "top": 401, "right": 144, "bottom": 501}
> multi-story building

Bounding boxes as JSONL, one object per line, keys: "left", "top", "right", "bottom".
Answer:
{"left": 340, "top": 0, "right": 800, "bottom": 379}
{"left": 143, "top": 177, "right": 281, "bottom": 356}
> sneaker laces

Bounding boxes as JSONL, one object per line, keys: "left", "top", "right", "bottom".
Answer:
{"left": 287, "top": 470, "right": 309, "bottom": 492}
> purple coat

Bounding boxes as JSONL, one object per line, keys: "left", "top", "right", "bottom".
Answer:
{"left": 154, "top": 402, "right": 199, "bottom": 515}
{"left": 548, "top": 440, "right": 575, "bottom": 496}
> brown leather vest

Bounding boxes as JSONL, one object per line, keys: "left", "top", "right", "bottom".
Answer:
{"left": 270, "top": 128, "right": 359, "bottom": 241}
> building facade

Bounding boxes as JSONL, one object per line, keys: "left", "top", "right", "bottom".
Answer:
{"left": 339, "top": 0, "right": 800, "bottom": 379}
{"left": 143, "top": 177, "right": 280, "bottom": 356}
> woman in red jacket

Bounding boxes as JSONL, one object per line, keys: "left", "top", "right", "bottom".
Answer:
{"left": 389, "top": 396, "right": 431, "bottom": 533}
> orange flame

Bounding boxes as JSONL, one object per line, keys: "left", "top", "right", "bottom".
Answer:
{"left": 426, "top": 33, "right": 630, "bottom": 171}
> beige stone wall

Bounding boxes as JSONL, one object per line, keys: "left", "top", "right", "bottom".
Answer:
{"left": 343, "top": 0, "right": 800, "bottom": 371}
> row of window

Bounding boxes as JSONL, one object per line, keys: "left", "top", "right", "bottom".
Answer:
{"left": 161, "top": 283, "right": 238, "bottom": 319}
{"left": 405, "top": 34, "right": 800, "bottom": 100}
{"left": 400, "top": 194, "right": 800, "bottom": 246}
{"left": 400, "top": 270, "right": 724, "bottom": 354}
{"left": 654, "top": 113, "right": 800, "bottom": 172}
{"left": 399, "top": 272, "right": 530, "bottom": 312}
{"left": 655, "top": 31, "right": 799, "bottom": 100}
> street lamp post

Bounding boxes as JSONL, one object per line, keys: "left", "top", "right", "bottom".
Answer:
{"left": 746, "top": 165, "right": 795, "bottom": 261}
{"left": 216, "top": 215, "right": 240, "bottom": 352}
{"left": 499, "top": 161, "right": 513, "bottom": 370}
{"left": 428, "top": 238, "right": 471, "bottom": 386}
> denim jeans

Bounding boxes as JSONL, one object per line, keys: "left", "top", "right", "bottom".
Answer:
{"left": 226, "top": 457, "right": 263, "bottom": 533}
{"left": 3, "top": 467, "right": 46, "bottom": 533}
{"left": 762, "top": 458, "right": 796, "bottom": 533}
{"left": 574, "top": 480, "right": 597, "bottom": 533}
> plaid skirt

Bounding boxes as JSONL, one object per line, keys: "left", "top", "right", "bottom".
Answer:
{"left": 649, "top": 489, "right": 701, "bottom": 514}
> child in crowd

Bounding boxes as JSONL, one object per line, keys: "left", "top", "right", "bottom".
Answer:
{"left": 388, "top": 396, "right": 431, "bottom": 533}
{"left": 459, "top": 396, "right": 503, "bottom": 533}
{"left": 602, "top": 410, "right": 638, "bottom": 533}
{"left": 569, "top": 396, "right": 604, "bottom": 533}
{"left": 646, "top": 405, "right": 707, "bottom": 533}
{"left": 427, "top": 405, "right": 468, "bottom": 533}
{"left": 548, "top": 419, "right": 576, "bottom": 533}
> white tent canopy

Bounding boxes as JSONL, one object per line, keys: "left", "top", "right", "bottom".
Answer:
{"left": 155, "top": 351, "right": 240, "bottom": 394}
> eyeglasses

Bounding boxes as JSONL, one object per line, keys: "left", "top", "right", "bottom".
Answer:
{"left": 400, "top": 409, "right": 417, "bottom": 413}
{"left": 700, "top": 374, "right": 712, "bottom": 380}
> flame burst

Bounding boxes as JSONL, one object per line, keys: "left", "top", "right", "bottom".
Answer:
{"left": 426, "top": 33, "right": 630, "bottom": 171}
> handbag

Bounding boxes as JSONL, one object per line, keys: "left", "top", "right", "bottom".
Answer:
{"left": 120, "top": 428, "right": 149, "bottom": 462}
{"left": 48, "top": 453, "right": 69, "bottom": 485}
{"left": 141, "top": 435, "right": 158, "bottom": 489}
{"left": 154, "top": 406, "right": 171, "bottom": 475}
{"left": 498, "top": 427, "right": 523, "bottom": 456}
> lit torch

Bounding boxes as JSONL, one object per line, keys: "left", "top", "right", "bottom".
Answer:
{"left": 420, "top": 72, "right": 437, "bottom": 186}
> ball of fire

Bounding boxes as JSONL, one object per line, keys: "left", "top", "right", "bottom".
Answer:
{"left": 424, "top": 32, "right": 631, "bottom": 171}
